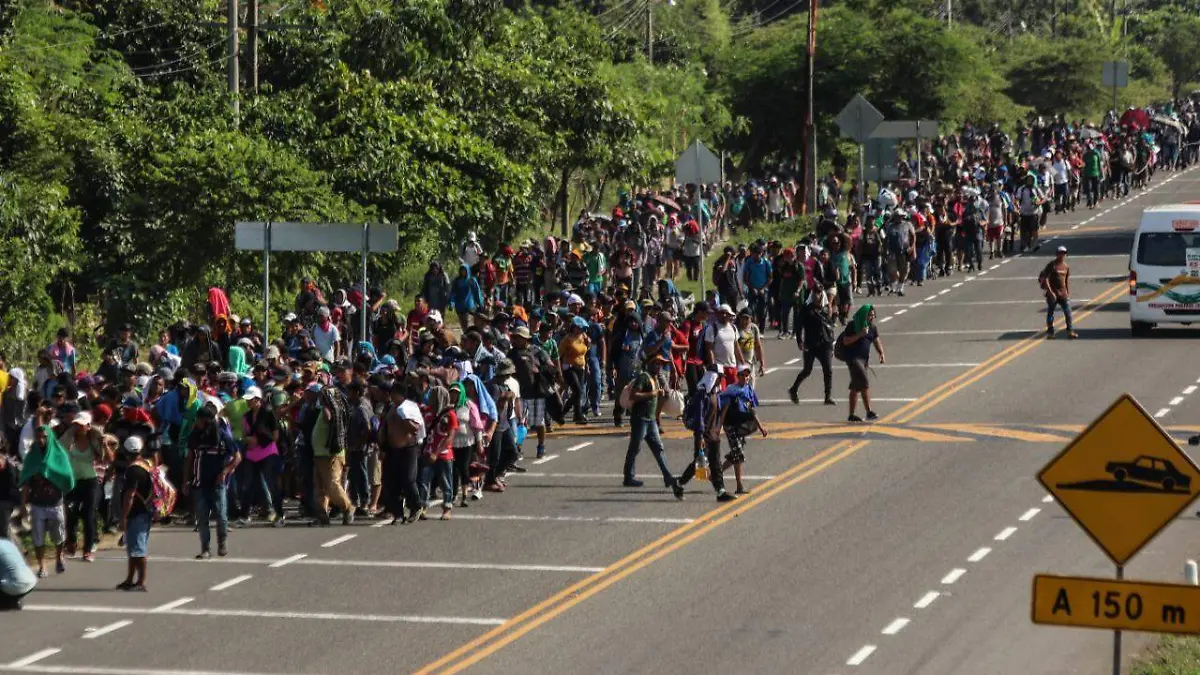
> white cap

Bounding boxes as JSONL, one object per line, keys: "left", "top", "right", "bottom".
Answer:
{"left": 717, "top": 304, "right": 734, "bottom": 315}
{"left": 124, "top": 436, "right": 144, "bottom": 452}
{"left": 567, "top": 294, "right": 583, "bottom": 306}
{"left": 71, "top": 412, "right": 93, "bottom": 426}
{"left": 242, "top": 386, "right": 263, "bottom": 401}
{"left": 283, "top": 312, "right": 297, "bottom": 323}
{"left": 427, "top": 310, "right": 443, "bottom": 326}
{"left": 1057, "top": 245, "right": 1068, "bottom": 253}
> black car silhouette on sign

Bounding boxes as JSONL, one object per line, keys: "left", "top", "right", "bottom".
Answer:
{"left": 1105, "top": 456, "right": 1192, "bottom": 492}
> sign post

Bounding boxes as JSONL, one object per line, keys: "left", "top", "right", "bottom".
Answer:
{"left": 236, "top": 221, "right": 399, "bottom": 354}
{"left": 1034, "top": 393, "right": 1200, "bottom": 675}
{"left": 834, "top": 94, "right": 884, "bottom": 207}
{"left": 1103, "top": 61, "right": 1130, "bottom": 116}
{"left": 675, "top": 140, "right": 722, "bottom": 298}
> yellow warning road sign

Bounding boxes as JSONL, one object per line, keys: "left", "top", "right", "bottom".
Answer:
{"left": 1037, "top": 393, "right": 1200, "bottom": 565}
{"left": 1033, "top": 574, "right": 1200, "bottom": 634}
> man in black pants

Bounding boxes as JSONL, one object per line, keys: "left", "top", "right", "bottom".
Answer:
{"left": 787, "top": 289, "right": 836, "bottom": 406}
{"left": 382, "top": 382, "right": 425, "bottom": 524}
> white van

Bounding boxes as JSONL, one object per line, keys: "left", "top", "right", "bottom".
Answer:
{"left": 1130, "top": 204, "right": 1200, "bottom": 336}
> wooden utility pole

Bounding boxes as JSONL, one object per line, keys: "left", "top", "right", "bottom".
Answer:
{"left": 798, "top": 0, "right": 818, "bottom": 215}
{"left": 227, "top": 0, "right": 240, "bottom": 124}
{"left": 248, "top": 0, "right": 259, "bottom": 93}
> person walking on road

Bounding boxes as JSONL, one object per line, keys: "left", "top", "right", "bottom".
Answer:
{"left": 184, "top": 402, "right": 239, "bottom": 559}
{"left": 788, "top": 287, "right": 836, "bottom": 406}
{"left": 20, "top": 425, "right": 74, "bottom": 578}
{"left": 840, "top": 304, "right": 885, "bottom": 423}
{"left": 117, "top": 436, "right": 153, "bottom": 591}
{"left": 677, "top": 370, "right": 735, "bottom": 502}
{"left": 1040, "top": 246, "right": 1078, "bottom": 339}
{"left": 718, "top": 364, "right": 768, "bottom": 495}
{"left": 622, "top": 353, "right": 684, "bottom": 500}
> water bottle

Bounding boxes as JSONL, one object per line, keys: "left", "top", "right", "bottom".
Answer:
{"left": 695, "top": 448, "right": 709, "bottom": 481}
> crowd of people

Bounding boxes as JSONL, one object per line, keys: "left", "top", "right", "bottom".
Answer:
{"left": 0, "top": 101, "right": 1194, "bottom": 607}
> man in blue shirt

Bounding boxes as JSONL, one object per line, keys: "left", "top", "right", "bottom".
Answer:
{"left": 741, "top": 246, "right": 773, "bottom": 332}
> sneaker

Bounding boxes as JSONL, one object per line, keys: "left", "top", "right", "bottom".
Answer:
{"left": 266, "top": 512, "right": 277, "bottom": 524}
{"left": 1067, "top": 331, "right": 1079, "bottom": 339}
{"left": 897, "top": 290, "right": 905, "bottom": 297}
{"left": 735, "top": 486, "right": 748, "bottom": 495}
{"left": 55, "top": 559, "right": 66, "bottom": 574}
{"left": 36, "top": 568, "right": 47, "bottom": 579}
{"left": 848, "top": 414, "right": 864, "bottom": 423}
{"left": 471, "top": 488, "right": 483, "bottom": 500}
{"left": 824, "top": 398, "right": 836, "bottom": 406}
{"left": 234, "top": 518, "right": 249, "bottom": 529}
{"left": 509, "top": 463, "right": 527, "bottom": 473}
{"left": 81, "top": 553, "right": 94, "bottom": 563}
{"left": 623, "top": 477, "right": 645, "bottom": 488}
{"left": 342, "top": 510, "right": 355, "bottom": 526}
{"left": 354, "top": 507, "right": 370, "bottom": 517}
{"left": 716, "top": 491, "right": 737, "bottom": 502}
{"left": 115, "top": 580, "right": 134, "bottom": 591}
{"left": 865, "top": 410, "right": 879, "bottom": 421}
{"left": 196, "top": 550, "right": 212, "bottom": 560}
{"left": 787, "top": 388, "right": 799, "bottom": 404}
{"left": 272, "top": 516, "right": 286, "bottom": 528}
{"left": 672, "top": 484, "right": 685, "bottom": 501}
{"left": 217, "top": 544, "right": 228, "bottom": 557}
{"left": 484, "top": 482, "right": 506, "bottom": 493}
{"left": 536, "top": 445, "right": 546, "bottom": 459}
{"left": 1046, "top": 331, "right": 1056, "bottom": 340}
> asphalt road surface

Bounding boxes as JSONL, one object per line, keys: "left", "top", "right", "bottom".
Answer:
{"left": 8, "top": 168, "right": 1200, "bottom": 675}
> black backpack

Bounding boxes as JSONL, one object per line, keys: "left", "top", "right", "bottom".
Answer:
{"left": 833, "top": 327, "right": 850, "bottom": 362}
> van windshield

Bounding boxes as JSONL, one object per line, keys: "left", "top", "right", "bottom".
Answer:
{"left": 1137, "top": 232, "right": 1200, "bottom": 267}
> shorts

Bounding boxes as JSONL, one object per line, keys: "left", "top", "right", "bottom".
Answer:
{"left": 847, "top": 358, "right": 870, "bottom": 392}
{"left": 836, "top": 283, "right": 852, "bottom": 307}
{"left": 31, "top": 504, "right": 65, "bottom": 547}
{"left": 986, "top": 226, "right": 1003, "bottom": 242}
{"left": 724, "top": 430, "right": 747, "bottom": 465}
{"left": 125, "top": 512, "right": 151, "bottom": 558}
{"left": 721, "top": 367, "right": 738, "bottom": 388}
{"left": 524, "top": 398, "right": 546, "bottom": 427}
{"left": 655, "top": 371, "right": 670, "bottom": 392}
{"left": 888, "top": 252, "right": 909, "bottom": 279}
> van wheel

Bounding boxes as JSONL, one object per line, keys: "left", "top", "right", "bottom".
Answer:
{"left": 1131, "top": 321, "right": 1152, "bottom": 337}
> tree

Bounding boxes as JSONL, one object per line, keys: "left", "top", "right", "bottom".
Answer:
{"left": 1138, "top": 11, "right": 1200, "bottom": 100}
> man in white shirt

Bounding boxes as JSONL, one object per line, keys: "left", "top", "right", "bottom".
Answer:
{"left": 1016, "top": 174, "right": 1046, "bottom": 253}
{"left": 384, "top": 383, "right": 426, "bottom": 524}
{"left": 310, "top": 307, "right": 340, "bottom": 362}
{"left": 1050, "top": 151, "right": 1071, "bottom": 213}
{"left": 703, "top": 304, "right": 739, "bottom": 384}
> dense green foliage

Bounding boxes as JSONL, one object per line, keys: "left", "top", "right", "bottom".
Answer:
{"left": 0, "top": 0, "right": 1194, "bottom": 357}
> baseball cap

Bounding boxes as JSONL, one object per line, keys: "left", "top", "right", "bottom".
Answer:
{"left": 240, "top": 317, "right": 252, "bottom": 326}
{"left": 717, "top": 304, "right": 734, "bottom": 315}
{"left": 738, "top": 363, "right": 752, "bottom": 374}
{"left": 71, "top": 412, "right": 93, "bottom": 426}
{"left": 512, "top": 326, "right": 532, "bottom": 339}
{"left": 282, "top": 312, "right": 297, "bottom": 323}
{"left": 317, "top": 306, "right": 332, "bottom": 318}
{"left": 1057, "top": 245, "right": 1067, "bottom": 253}
{"left": 242, "top": 387, "right": 263, "bottom": 401}
{"left": 123, "top": 436, "right": 144, "bottom": 454}
{"left": 427, "top": 310, "right": 444, "bottom": 326}
{"left": 265, "top": 346, "right": 281, "bottom": 360}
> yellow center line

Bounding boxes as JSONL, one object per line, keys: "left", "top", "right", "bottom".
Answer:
{"left": 415, "top": 280, "right": 1130, "bottom": 675}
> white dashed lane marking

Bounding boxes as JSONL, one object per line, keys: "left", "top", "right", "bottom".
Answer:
{"left": 846, "top": 645, "right": 877, "bottom": 666}
{"left": 995, "top": 527, "right": 1018, "bottom": 541}
{"left": 1019, "top": 508, "right": 1040, "bottom": 521}
{"left": 881, "top": 618, "right": 910, "bottom": 635}
{"left": 941, "top": 568, "right": 967, "bottom": 584}
{"left": 914, "top": 592, "right": 940, "bottom": 609}
{"left": 967, "top": 547, "right": 991, "bottom": 562}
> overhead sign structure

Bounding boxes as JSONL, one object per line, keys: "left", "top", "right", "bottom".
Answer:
{"left": 834, "top": 94, "right": 885, "bottom": 143}
{"left": 1033, "top": 575, "right": 1200, "bottom": 635}
{"left": 869, "top": 120, "right": 940, "bottom": 140}
{"left": 1102, "top": 61, "right": 1130, "bottom": 89}
{"left": 674, "top": 140, "right": 721, "bottom": 187}
{"left": 235, "top": 221, "right": 399, "bottom": 348}
{"left": 1037, "top": 393, "right": 1200, "bottom": 566}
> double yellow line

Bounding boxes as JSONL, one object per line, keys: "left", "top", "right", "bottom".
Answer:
{"left": 415, "top": 281, "right": 1129, "bottom": 675}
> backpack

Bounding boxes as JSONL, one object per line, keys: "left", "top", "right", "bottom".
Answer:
{"left": 133, "top": 459, "right": 177, "bottom": 523}
{"left": 886, "top": 226, "right": 908, "bottom": 254}
{"left": 618, "top": 375, "right": 640, "bottom": 410}
{"left": 683, "top": 382, "right": 719, "bottom": 431}
{"left": 833, "top": 327, "right": 850, "bottom": 362}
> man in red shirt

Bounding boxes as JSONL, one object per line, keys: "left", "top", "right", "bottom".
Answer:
{"left": 679, "top": 302, "right": 711, "bottom": 396}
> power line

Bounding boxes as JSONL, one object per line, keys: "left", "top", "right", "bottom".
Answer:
{"left": 0, "top": 19, "right": 175, "bottom": 55}
{"left": 597, "top": 0, "right": 641, "bottom": 21}
{"left": 731, "top": 0, "right": 805, "bottom": 36}
{"left": 607, "top": 0, "right": 648, "bottom": 36}
{"left": 129, "top": 35, "right": 227, "bottom": 73}
{"left": 135, "top": 53, "right": 231, "bottom": 79}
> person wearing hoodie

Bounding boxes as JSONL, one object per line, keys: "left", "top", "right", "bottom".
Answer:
{"left": 449, "top": 264, "right": 484, "bottom": 332}
{"left": 421, "top": 261, "right": 451, "bottom": 314}
{"left": 20, "top": 425, "right": 76, "bottom": 578}
{"left": 3, "top": 368, "right": 27, "bottom": 453}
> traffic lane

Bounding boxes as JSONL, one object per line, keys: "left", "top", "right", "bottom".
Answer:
{"left": 865, "top": 479, "right": 1200, "bottom": 675}
{"left": 15, "top": 614, "right": 483, "bottom": 675}
{"left": 454, "top": 436, "right": 1087, "bottom": 675}
{"left": 0, "top": 614, "right": 103, "bottom": 664}
{"left": 910, "top": 293, "right": 1198, "bottom": 428}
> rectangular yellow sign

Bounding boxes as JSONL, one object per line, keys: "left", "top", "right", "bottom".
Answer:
{"left": 1033, "top": 575, "right": 1200, "bottom": 634}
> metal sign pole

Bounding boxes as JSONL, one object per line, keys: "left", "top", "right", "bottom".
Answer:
{"left": 1113, "top": 564, "right": 1123, "bottom": 675}
{"left": 857, "top": 105, "right": 865, "bottom": 210}
{"left": 361, "top": 223, "right": 369, "bottom": 354}
{"left": 696, "top": 142, "right": 706, "bottom": 298}
{"left": 263, "top": 222, "right": 271, "bottom": 346}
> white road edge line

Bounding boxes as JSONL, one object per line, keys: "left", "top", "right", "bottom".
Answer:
{"left": 321, "top": 534, "right": 357, "bottom": 548}
{"left": 914, "top": 591, "right": 940, "bottom": 609}
{"left": 995, "top": 526, "right": 1018, "bottom": 541}
{"left": 82, "top": 620, "right": 133, "bottom": 640}
{"left": 151, "top": 597, "right": 194, "bottom": 612}
{"left": 968, "top": 547, "right": 991, "bottom": 562}
{"left": 881, "top": 618, "right": 910, "bottom": 635}
{"left": 1019, "top": 508, "right": 1041, "bottom": 522}
{"left": 209, "top": 575, "right": 253, "bottom": 591}
{"left": 1184, "top": 386, "right": 1197, "bottom": 395}
{"left": 269, "top": 553, "right": 307, "bottom": 568}
{"left": 8, "top": 649, "right": 62, "bottom": 668}
{"left": 942, "top": 568, "right": 967, "bottom": 584}
{"left": 22, "top": 604, "right": 509, "bottom": 626}
{"left": 846, "top": 645, "right": 877, "bottom": 666}
{"left": 1171, "top": 396, "right": 1185, "bottom": 406}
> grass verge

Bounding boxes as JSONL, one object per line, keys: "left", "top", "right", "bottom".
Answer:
{"left": 1130, "top": 636, "right": 1200, "bottom": 675}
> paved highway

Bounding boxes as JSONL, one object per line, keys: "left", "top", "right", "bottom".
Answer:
{"left": 6, "top": 167, "right": 1200, "bottom": 675}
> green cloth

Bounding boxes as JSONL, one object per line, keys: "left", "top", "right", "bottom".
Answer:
{"left": 228, "top": 346, "right": 250, "bottom": 376}
{"left": 851, "top": 304, "right": 874, "bottom": 334}
{"left": 225, "top": 398, "right": 249, "bottom": 441}
{"left": 584, "top": 251, "right": 607, "bottom": 284}
{"left": 833, "top": 251, "right": 852, "bottom": 285}
{"left": 1083, "top": 149, "right": 1102, "bottom": 178}
{"left": 20, "top": 425, "right": 76, "bottom": 495}
{"left": 449, "top": 384, "right": 467, "bottom": 410}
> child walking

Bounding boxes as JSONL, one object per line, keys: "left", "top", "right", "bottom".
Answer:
{"left": 718, "top": 364, "right": 768, "bottom": 494}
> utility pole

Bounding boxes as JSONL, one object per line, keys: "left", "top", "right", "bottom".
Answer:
{"left": 799, "top": 0, "right": 818, "bottom": 215}
{"left": 228, "top": 0, "right": 240, "bottom": 124}
{"left": 646, "top": 0, "right": 653, "bottom": 63}
{"left": 947, "top": 0, "right": 952, "bottom": 28}
{"left": 248, "top": 0, "right": 258, "bottom": 93}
